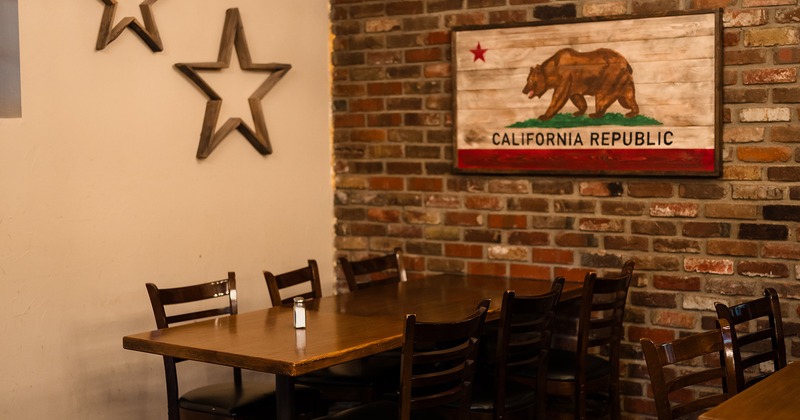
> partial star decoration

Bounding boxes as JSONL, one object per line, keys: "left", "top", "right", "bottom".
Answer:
{"left": 96, "top": 0, "right": 163, "bottom": 52}
{"left": 174, "top": 8, "right": 292, "bottom": 159}
{"left": 470, "top": 42, "right": 488, "bottom": 62}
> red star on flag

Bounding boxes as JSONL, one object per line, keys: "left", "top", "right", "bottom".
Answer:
{"left": 470, "top": 42, "right": 488, "bottom": 62}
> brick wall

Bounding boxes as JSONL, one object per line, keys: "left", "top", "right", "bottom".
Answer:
{"left": 331, "top": 0, "right": 800, "bottom": 417}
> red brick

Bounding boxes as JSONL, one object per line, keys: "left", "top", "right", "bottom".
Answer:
{"left": 405, "top": 47, "right": 443, "bottom": 63}
{"left": 628, "top": 182, "right": 673, "bottom": 198}
{"left": 604, "top": 236, "right": 649, "bottom": 251}
{"left": 738, "top": 261, "right": 790, "bottom": 278}
{"left": 762, "top": 243, "right": 800, "bottom": 259}
{"left": 423, "top": 63, "right": 451, "bottom": 78}
{"left": 465, "top": 196, "right": 504, "bottom": 210}
{"left": 508, "top": 231, "right": 549, "bottom": 246}
{"left": 705, "top": 203, "right": 759, "bottom": 220}
{"left": 653, "top": 275, "right": 702, "bottom": 291}
{"left": 367, "top": 82, "right": 403, "bottom": 96}
{"left": 554, "top": 233, "right": 598, "bottom": 247}
{"left": 445, "top": 243, "right": 483, "bottom": 259}
{"left": 386, "top": 1, "right": 424, "bottom": 15}
{"left": 425, "top": 194, "right": 461, "bottom": 209}
{"left": 488, "top": 9, "right": 528, "bottom": 24}
{"left": 579, "top": 181, "right": 623, "bottom": 197}
{"left": 684, "top": 258, "right": 735, "bottom": 275}
{"left": 349, "top": 98, "right": 384, "bottom": 112}
{"left": 407, "top": 177, "right": 443, "bottom": 192}
{"left": 509, "top": 264, "right": 551, "bottom": 280}
{"left": 334, "top": 114, "right": 365, "bottom": 128}
{"left": 628, "top": 326, "right": 676, "bottom": 344}
{"left": 743, "top": 68, "right": 797, "bottom": 84}
{"left": 652, "top": 310, "right": 698, "bottom": 329}
{"left": 707, "top": 239, "right": 759, "bottom": 257}
{"left": 425, "top": 31, "right": 451, "bottom": 45}
{"left": 444, "top": 212, "right": 483, "bottom": 227}
{"left": 488, "top": 245, "right": 528, "bottom": 261}
{"left": 444, "top": 12, "right": 489, "bottom": 27}
{"left": 488, "top": 180, "right": 530, "bottom": 194}
{"left": 467, "top": 261, "right": 507, "bottom": 276}
{"left": 403, "top": 210, "right": 440, "bottom": 225}
{"left": 488, "top": 214, "right": 527, "bottom": 229}
{"left": 652, "top": 238, "right": 701, "bottom": 253}
{"left": 368, "top": 176, "right": 404, "bottom": 190}
{"left": 578, "top": 218, "right": 625, "bottom": 232}
{"left": 649, "top": 203, "right": 699, "bottom": 218}
{"left": 367, "top": 113, "right": 403, "bottom": 127}
{"left": 705, "top": 278, "right": 756, "bottom": 296}
{"left": 775, "top": 46, "right": 800, "bottom": 64}
{"left": 368, "top": 144, "right": 403, "bottom": 157}
{"left": 350, "top": 129, "right": 386, "bottom": 142}
{"left": 366, "top": 208, "right": 401, "bottom": 223}
{"left": 531, "top": 248, "right": 574, "bottom": 264}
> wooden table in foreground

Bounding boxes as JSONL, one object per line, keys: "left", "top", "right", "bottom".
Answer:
{"left": 123, "top": 273, "right": 582, "bottom": 420}
{"left": 699, "top": 362, "right": 800, "bottom": 420}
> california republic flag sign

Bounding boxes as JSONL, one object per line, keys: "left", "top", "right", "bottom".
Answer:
{"left": 452, "top": 11, "right": 722, "bottom": 176}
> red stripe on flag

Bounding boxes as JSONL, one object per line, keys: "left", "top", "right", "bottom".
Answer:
{"left": 457, "top": 148, "right": 717, "bottom": 174}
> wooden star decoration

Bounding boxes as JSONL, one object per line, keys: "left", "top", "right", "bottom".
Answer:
{"left": 174, "top": 8, "right": 292, "bottom": 159}
{"left": 96, "top": 0, "right": 163, "bottom": 52}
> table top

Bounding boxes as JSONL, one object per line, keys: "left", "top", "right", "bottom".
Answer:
{"left": 123, "top": 273, "right": 582, "bottom": 376}
{"left": 699, "top": 362, "right": 800, "bottom": 420}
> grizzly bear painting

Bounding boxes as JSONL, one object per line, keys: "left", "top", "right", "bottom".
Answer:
{"left": 522, "top": 48, "right": 639, "bottom": 121}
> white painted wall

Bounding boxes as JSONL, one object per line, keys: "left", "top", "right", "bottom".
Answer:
{"left": 0, "top": 1, "right": 333, "bottom": 418}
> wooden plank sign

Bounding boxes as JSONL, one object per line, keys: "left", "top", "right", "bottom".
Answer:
{"left": 452, "top": 11, "right": 722, "bottom": 176}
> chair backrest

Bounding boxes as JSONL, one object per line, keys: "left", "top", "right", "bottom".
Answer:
{"left": 264, "top": 259, "right": 322, "bottom": 307}
{"left": 339, "top": 248, "right": 407, "bottom": 291}
{"left": 714, "top": 287, "right": 786, "bottom": 389}
{"left": 640, "top": 319, "right": 738, "bottom": 420}
{"left": 575, "top": 261, "right": 634, "bottom": 366}
{"left": 495, "top": 277, "right": 565, "bottom": 418}
{"left": 145, "top": 273, "right": 240, "bottom": 420}
{"left": 398, "top": 300, "right": 490, "bottom": 420}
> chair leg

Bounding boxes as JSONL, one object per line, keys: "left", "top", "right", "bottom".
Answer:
{"left": 610, "top": 380, "right": 621, "bottom": 420}
{"left": 576, "top": 385, "right": 586, "bottom": 420}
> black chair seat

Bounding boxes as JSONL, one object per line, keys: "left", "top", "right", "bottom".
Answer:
{"left": 319, "top": 400, "right": 452, "bottom": 420}
{"left": 297, "top": 355, "right": 399, "bottom": 390}
{"left": 180, "top": 382, "right": 323, "bottom": 416}
{"left": 545, "top": 349, "right": 611, "bottom": 382}
{"left": 469, "top": 379, "right": 538, "bottom": 412}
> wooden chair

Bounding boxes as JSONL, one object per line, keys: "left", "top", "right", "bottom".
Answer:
{"left": 146, "top": 273, "right": 324, "bottom": 420}
{"left": 640, "top": 319, "right": 738, "bottom": 420}
{"left": 339, "top": 248, "right": 407, "bottom": 291}
{"left": 317, "top": 300, "right": 491, "bottom": 420}
{"left": 714, "top": 287, "right": 786, "bottom": 390}
{"left": 265, "top": 260, "right": 399, "bottom": 404}
{"left": 546, "top": 260, "right": 634, "bottom": 420}
{"left": 470, "top": 278, "right": 565, "bottom": 420}
{"left": 263, "top": 260, "right": 322, "bottom": 307}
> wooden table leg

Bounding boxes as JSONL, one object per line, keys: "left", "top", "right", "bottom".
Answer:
{"left": 276, "top": 375, "right": 295, "bottom": 420}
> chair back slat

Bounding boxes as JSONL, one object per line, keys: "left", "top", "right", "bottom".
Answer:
{"left": 399, "top": 300, "right": 489, "bottom": 420}
{"left": 339, "top": 248, "right": 406, "bottom": 291}
{"left": 264, "top": 260, "right": 322, "bottom": 307}
{"left": 144, "top": 273, "right": 241, "bottom": 420}
{"left": 715, "top": 288, "right": 786, "bottom": 390}
{"left": 485, "top": 277, "right": 564, "bottom": 419}
{"left": 641, "top": 318, "right": 738, "bottom": 420}
{"left": 577, "top": 269, "right": 632, "bottom": 356}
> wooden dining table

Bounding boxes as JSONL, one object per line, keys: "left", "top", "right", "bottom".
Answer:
{"left": 699, "top": 361, "right": 800, "bottom": 420}
{"left": 123, "top": 273, "right": 583, "bottom": 420}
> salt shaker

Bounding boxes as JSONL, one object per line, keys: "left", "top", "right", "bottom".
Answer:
{"left": 293, "top": 297, "right": 306, "bottom": 329}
